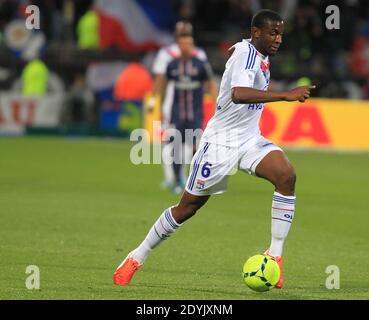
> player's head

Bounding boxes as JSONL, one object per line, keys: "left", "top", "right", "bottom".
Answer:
{"left": 177, "top": 33, "right": 194, "bottom": 59}
{"left": 250, "top": 9, "right": 284, "bottom": 56}
{"left": 177, "top": 34, "right": 194, "bottom": 59}
{"left": 175, "top": 21, "right": 193, "bottom": 39}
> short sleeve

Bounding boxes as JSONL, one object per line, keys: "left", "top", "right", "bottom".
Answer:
{"left": 231, "top": 47, "right": 259, "bottom": 88}
{"left": 199, "top": 61, "right": 213, "bottom": 81}
{"left": 195, "top": 48, "right": 208, "bottom": 61}
{"left": 152, "top": 48, "right": 172, "bottom": 75}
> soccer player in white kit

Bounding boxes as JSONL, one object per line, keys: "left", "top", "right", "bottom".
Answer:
{"left": 114, "top": 9, "right": 315, "bottom": 288}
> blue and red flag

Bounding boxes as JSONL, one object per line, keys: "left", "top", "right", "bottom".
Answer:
{"left": 94, "top": 0, "right": 176, "bottom": 52}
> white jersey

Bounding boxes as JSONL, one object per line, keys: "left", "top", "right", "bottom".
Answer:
{"left": 152, "top": 43, "right": 208, "bottom": 124}
{"left": 201, "top": 39, "right": 270, "bottom": 147}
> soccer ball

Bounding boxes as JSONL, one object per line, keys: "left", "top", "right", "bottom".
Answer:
{"left": 242, "top": 254, "right": 280, "bottom": 292}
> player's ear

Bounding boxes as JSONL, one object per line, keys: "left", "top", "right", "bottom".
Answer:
{"left": 251, "top": 26, "right": 261, "bottom": 39}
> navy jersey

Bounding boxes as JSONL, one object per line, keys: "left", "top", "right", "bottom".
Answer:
{"left": 166, "top": 56, "right": 212, "bottom": 126}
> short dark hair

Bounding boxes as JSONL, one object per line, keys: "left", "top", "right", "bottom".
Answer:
{"left": 251, "top": 9, "right": 283, "bottom": 28}
{"left": 175, "top": 21, "right": 193, "bottom": 37}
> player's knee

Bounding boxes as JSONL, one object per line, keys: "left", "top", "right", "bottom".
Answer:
{"left": 276, "top": 168, "right": 296, "bottom": 193}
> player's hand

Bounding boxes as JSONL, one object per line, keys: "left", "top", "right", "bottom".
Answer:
{"left": 145, "top": 96, "right": 157, "bottom": 113}
{"left": 284, "top": 85, "right": 316, "bottom": 102}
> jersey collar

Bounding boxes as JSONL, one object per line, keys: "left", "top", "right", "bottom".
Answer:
{"left": 244, "top": 39, "right": 268, "bottom": 60}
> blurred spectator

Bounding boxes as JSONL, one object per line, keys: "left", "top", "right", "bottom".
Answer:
{"left": 21, "top": 58, "right": 49, "bottom": 96}
{"left": 343, "top": 80, "right": 363, "bottom": 100}
{"left": 113, "top": 63, "right": 152, "bottom": 101}
{"left": 173, "top": 0, "right": 194, "bottom": 21}
{"left": 62, "top": 74, "right": 95, "bottom": 127}
{"left": 12, "top": 59, "right": 65, "bottom": 95}
{"left": 296, "top": 77, "right": 312, "bottom": 87}
{"left": 350, "top": 22, "right": 369, "bottom": 79}
{"left": 361, "top": 79, "right": 369, "bottom": 100}
{"left": 77, "top": 9, "right": 99, "bottom": 49}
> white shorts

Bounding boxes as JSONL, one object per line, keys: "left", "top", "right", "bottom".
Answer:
{"left": 185, "top": 136, "right": 282, "bottom": 196}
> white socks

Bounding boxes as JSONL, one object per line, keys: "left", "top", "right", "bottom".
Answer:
{"left": 162, "top": 143, "right": 193, "bottom": 184}
{"left": 162, "top": 143, "right": 175, "bottom": 184}
{"left": 269, "top": 192, "right": 296, "bottom": 257}
{"left": 130, "top": 193, "right": 295, "bottom": 265}
{"left": 131, "top": 208, "right": 181, "bottom": 264}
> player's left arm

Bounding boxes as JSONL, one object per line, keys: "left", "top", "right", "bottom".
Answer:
{"left": 202, "top": 61, "right": 218, "bottom": 101}
{"left": 159, "top": 68, "right": 170, "bottom": 109}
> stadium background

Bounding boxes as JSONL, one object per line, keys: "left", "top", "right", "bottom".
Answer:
{"left": 1, "top": 0, "right": 369, "bottom": 300}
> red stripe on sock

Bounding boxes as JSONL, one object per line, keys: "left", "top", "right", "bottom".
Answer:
{"left": 272, "top": 207, "right": 295, "bottom": 212}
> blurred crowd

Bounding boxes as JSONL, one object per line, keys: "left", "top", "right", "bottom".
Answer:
{"left": 190, "top": 0, "right": 369, "bottom": 100}
{"left": 0, "top": 0, "right": 369, "bottom": 130}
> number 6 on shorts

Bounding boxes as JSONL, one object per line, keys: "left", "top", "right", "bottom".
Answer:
{"left": 201, "top": 162, "right": 212, "bottom": 178}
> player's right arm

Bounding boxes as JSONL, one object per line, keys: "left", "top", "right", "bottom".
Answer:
{"left": 232, "top": 85, "right": 315, "bottom": 104}
{"left": 147, "top": 48, "right": 172, "bottom": 111}
{"left": 230, "top": 47, "right": 315, "bottom": 104}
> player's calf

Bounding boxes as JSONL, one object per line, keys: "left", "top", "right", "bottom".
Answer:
{"left": 171, "top": 191, "right": 210, "bottom": 223}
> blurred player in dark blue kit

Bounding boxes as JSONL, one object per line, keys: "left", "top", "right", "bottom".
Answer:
{"left": 162, "top": 33, "right": 217, "bottom": 194}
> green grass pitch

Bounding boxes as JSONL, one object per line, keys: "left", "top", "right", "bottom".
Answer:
{"left": 1, "top": 137, "right": 368, "bottom": 300}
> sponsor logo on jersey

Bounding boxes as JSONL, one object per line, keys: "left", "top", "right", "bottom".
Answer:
{"left": 248, "top": 103, "right": 264, "bottom": 110}
{"left": 260, "top": 60, "right": 270, "bottom": 81}
{"left": 196, "top": 179, "right": 205, "bottom": 189}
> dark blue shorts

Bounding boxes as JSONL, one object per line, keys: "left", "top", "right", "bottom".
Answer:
{"left": 169, "top": 120, "right": 203, "bottom": 143}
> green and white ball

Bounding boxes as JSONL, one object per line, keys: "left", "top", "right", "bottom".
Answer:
{"left": 242, "top": 254, "right": 280, "bottom": 292}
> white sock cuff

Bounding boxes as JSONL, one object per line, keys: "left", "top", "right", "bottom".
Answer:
{"left": 273, "top": 191, "right": 296, "bottom": 200}
{"left": 166, "top": 207, "right": 182, "bottom": 228}
{"left": 272, "top": 192, "right": 296, "bottom": 209}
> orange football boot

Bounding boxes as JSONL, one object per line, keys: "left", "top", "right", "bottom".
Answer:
{"left": 264, "top": 249, "right": 284, "bottom": 289}
{"left": 113, "top": 255, "right": 141, "bottom": 286}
